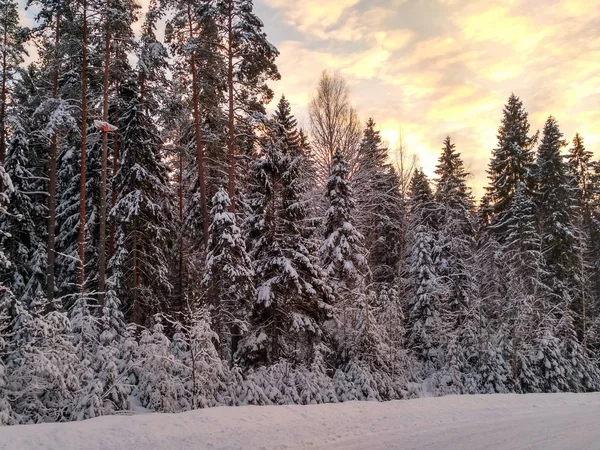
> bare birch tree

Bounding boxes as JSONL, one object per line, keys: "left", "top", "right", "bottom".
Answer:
{"left": 308, "top": 70, "right": 361, "bottom": 186}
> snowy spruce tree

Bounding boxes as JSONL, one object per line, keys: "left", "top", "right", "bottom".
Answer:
{"left": 434, "top": 136, "right": 476, "bottom": 321}
{"left": 4, "top": 294, "right": 80, "bottom": 424}
{"left": 320, "top": 148, "right": 370, "bottom": 356}
{"left": 353, "top": 119, "right": 403, "bottom": 304}
{"left": 0, "top": 113, "right": 47, "bottom": 309}
{"left": 0, "top": 167, "right": 15, "bottom": 424}
{"left": 500, "top": 182, "right": 547, "bottom": 392}
{"left": 534, "top": 116, "right": 597, "bottom": 391}
{"left": 430, "top": 137, "right": 481, "bottom": 395}
{"left": 320, "top": 148, "right": 403, "bottom": 400}
{"left": 587, "top": 160, "right": 600, "bottom": 353}
{"left": 171, "top": 309, "right": 231, "bottom": 409}
{"left": 240, "top": 96, "right": 334, "bottom": 368}
{"left": 136, "top": 316, "right": 187, "bottom": 413}
{"left": 567, "top": 133, "right": 595, "bottom": 211}
{"left": 483, "top": 93, "right": 537, "bottom": 242}
{"left": 476, "top": 95, "right": 541, "bottom": 392}
{"left": 535, "top": 116, "right": 579, "bottom": 298}
{"left": 2, "top": 1, "right": 600, "bottom": 426}
{"left": 405, "top": 169, "right": 446, "bottom": 377}
{"left": 109, "top": 84, "right": 174, "bottom": 326}
{"left": 566, "top": 133, "right": 597, "bottom": 348}
{"left": 202, "top": 187, "right": 254, "bottom": 364}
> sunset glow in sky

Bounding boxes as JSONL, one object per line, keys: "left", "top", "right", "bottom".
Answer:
{"left": 18, "top": 0, "right": 600, "bottom": 196}
{"left": 254, "top": 0, "right": 600, "bottom": 196}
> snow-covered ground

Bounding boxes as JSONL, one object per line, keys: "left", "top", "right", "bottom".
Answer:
{"left": 2, "top": 393, "right": 600, "bottom": 450}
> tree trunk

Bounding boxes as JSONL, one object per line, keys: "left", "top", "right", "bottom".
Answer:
{"left": 187, "top": 4, "right": 209, "bottom": 248}
{"left": 109, "top": 93, "right": 119, "bottom": 259}
{"left": 47, "top": 16, "right": 60, "bottom": 304}
{"left": 226, "top": 0, "right": 236, "bottom": 212}
{"left": 178, "top": 137, "right": 184, "bottom": 310}
{"left": 98, "top": 5, "right": 111, "bottom": 306}
{"left": 139, "top": 71, "right": 146, "bottom": 104}
{"left": 132, "top": 221, "right": 141, "bottom": 324}
{"left": 109, "top": 46, "right": 121, "bottom": 259}
{"left": 78, "top": 0, "right": 89, "bottom": 292}
{"left": 0, "top": 9, "right": 8, "bottom": 169}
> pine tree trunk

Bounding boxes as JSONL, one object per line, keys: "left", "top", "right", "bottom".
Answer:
{"left": 178, "top": 140, "right": 184, "bottom": 310}
{"left": 109, "top": 80, "right": 119, "bottom": 259}
{"left": 0, "top": 7, "right": 8, "bottom": 191}
{"left": 230, "top": 323, "right": 240, "bottom": 365}
{"left": 187, "top": 4, "right": 209, "bottom": 248}
{"left": 78, "top": 0, "right": 89, "bottom": 292}
{"left": 580, "top": 229, "right": 587, "bottom": 350}
{"left": 511, "top": 331, "right": 519, "bottom": 392}
{"left": 139, "top": 72, "right": 146, "bottom": 103}
{"left": 98, "top": 8, "right": 111, "bottom": 306}
{"left": 109, "top": 45, "right": 121, "bottom": 260}
{"left": 47, "top": 17, "right": 60, "bottom": 304}
{"left": 226, "top": 0, "right": 236, "bottom": 212}
{"left": 132, "top": 221, "right": 141, "bottom": 324}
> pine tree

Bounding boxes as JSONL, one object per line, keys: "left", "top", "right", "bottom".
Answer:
{"left": 160, "top": 74, "right": 202, "bottom": 315}
{"left": 26, "top": 0, "right": 99, "bottom": 302}
{"left": 435, "top": 136, "right": 474, "bottom": 212}
{"left": 164, "top": 0, "right": 213, "bottom": 247}
{"left": 137, "top": 0, "right": 168, "bottom": 109}
{"left": 55, "top": 137, "right": 82, "bottom": 301}
{"left": 83, "top": 132, "right": 103, "bottom": 293}
{"left": 408, "top": 168, "right": 437, "bottom": 228}
{"left": 0, "top": 0, "right": 25, "bottom": 167}
{"left": 213, "top": 0, "right": 280, "bottom": 210}
{"left": 354, "top": 118, "right": 387, "bottom": 195}
{"left": 96, "top": 0, "right": 141, "bottom": 307}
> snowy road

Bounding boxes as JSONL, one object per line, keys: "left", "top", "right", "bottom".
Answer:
{"left": 1, "top": 393, "right": 599, "bottom": 450}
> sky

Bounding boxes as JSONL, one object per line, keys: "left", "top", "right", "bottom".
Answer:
{"left": 253, "top": 0, "right": 600, "bottom": 197}
{"left": 18, "top": 0, "right": 600, "bottom": 197}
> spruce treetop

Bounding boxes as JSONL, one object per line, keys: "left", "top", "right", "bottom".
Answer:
{"left": 434, "top": 136, "right": 473, "bottom": 210}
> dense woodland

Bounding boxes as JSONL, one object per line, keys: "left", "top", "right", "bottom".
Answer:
{"left": 0, "top": 0, "right": 599, "bottom": 426}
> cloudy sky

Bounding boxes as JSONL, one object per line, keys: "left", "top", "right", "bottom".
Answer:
{"left": 19, "top": 0, "right": 600, "bottom": 196}
{"left": 253, "top": 0, "right": 600, "bottom": 196}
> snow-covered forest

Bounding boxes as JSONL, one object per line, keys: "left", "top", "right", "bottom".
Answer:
{"left": 0, "top": 0, "right": 600, "bottom": 426}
